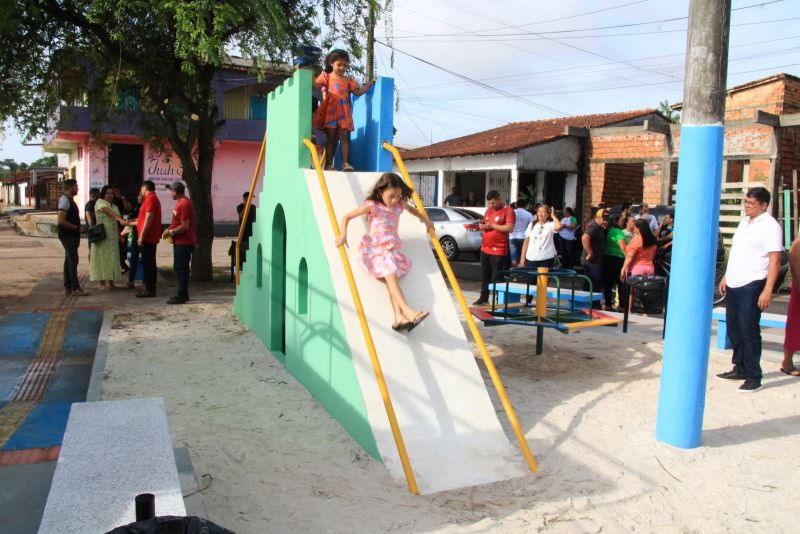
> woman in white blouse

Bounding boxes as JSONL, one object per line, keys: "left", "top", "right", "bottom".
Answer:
{"left": 520, "top": 204, "right": 563, "bottom": 269}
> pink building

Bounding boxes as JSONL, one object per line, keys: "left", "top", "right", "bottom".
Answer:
{"left": 44, "top": 59, "right": 289, "bottom": 232}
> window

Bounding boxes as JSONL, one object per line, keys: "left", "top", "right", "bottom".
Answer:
{"left": 428, "top": 208, "right": 449, "bottom": 222}
{"left": 256, "top": 244, "right": 263, "bottom": 288}
{"left": 298, "top": 258, "right": 308, "bottom": 315}
{"left": 249, "top": 95, "right": 266, "bottom": 120}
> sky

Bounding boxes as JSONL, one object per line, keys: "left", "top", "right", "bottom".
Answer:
{"left": 374, "top": 0, "right": 800, "bottom": 147}
{"left": 1, "top": 0, "right": 798, "bottom": 162}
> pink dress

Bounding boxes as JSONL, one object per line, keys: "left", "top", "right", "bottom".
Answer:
{"left": 785, "top": 282, "right": 800, "bottom": 353}
{"left": 359, "top": 200, "right": 412, "bottom": 279}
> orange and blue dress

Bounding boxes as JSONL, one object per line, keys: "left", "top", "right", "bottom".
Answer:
{"left": 360, "top": 200, "right": 412, "bottom": 279}
{"left": 313, "top": 72, "right": 357, "bottom": 131}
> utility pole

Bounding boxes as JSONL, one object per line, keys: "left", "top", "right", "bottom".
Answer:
{"left": 656, "top": 0, "right": 731, "bottom": 448}
{"left": 366, "top": 5, "right": 376, "bottom": 81}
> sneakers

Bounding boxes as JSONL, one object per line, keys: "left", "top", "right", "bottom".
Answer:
{"left": 167, "top": 296, "right": 188, "bottom": 305}
{"left": 341, "top": 163, "right": 354, "bottom": 172}
{"left": 715, "top": 369, "right": 746, "bottom": 381}
{"left": 135, "top": 291, "right": 156, "bottom": 298}
{"left": 71, "top": 288, "right": 90, "bottom": 297}
{"left": 738, "top": 379, "right": 762, "bottom": 393}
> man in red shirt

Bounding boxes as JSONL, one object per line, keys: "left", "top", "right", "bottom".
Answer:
{"left": 163, "top": 181, "right": 197, "bottom": 304}
{"left": 474, "top": 190, "right": 515, "bottom": 305}
{"left": 134, "top": 180, "right": 162, "bottom": 298}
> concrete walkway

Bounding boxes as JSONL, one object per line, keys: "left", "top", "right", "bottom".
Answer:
{"left": 0, "top": 212, "right": 234, "bottom": 533}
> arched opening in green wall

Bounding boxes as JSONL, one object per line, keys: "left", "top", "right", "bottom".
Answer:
{"left": 298, "top": 258, "right": 308, "bottom": 315}
{"left": 270, "top": 205, "right": 287, "bottom": 354}
{"left": 256, "top": 244, "right": 263, "bottom": 288}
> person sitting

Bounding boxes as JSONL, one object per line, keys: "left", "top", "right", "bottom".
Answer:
{"left": 621, "top": 219, "right": 658, "bottom": 281}
{"left": 463, "top": 191, "right": 479, "bottom": 207}
{"left": 444, "top": 187, "right": 464, "bottom": 207}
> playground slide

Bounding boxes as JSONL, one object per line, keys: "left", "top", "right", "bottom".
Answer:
{"left": 305, "top": 169, "right": 528, "bottom": 494}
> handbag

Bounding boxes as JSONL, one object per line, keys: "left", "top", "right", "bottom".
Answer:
{"left": 87, "top": 224, "right": 107, "bottom": 243}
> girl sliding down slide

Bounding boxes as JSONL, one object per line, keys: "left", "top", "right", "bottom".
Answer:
{"left": 336, "top": 173, "right": 433, "bottom": 332}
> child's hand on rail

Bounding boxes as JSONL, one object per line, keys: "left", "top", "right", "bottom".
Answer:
{"left": 335, "top": 232, "right": 348, "bottom": 248}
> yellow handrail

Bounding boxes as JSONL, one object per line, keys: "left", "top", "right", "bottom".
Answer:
{"left": 235, "top": 132, "right": 267, "bottom": 286}
{"left": 302, "top": 138, "right": 420, "bottom": 495}
{"left": 383, "top": 141, "right": 539, "bottom": 474}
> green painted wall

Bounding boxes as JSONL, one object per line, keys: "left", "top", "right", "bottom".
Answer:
{"left": 233, "top": 70, "right": 380, "bottom": 459}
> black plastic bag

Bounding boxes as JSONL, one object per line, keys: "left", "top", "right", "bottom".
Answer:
{"left": 627, "top": 275, "right": 667, "bottom": 314}
{"left": 106, "top": 515, "right": 234, "bottom": 534}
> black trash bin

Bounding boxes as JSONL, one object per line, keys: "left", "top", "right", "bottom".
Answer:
{"left": 106, "top": 515, "right": 233, "bottom": 534}
{"left": 626, "top": 275, "right": 667, "bottom": 314}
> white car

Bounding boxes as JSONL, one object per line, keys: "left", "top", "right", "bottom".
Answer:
{"left": 424, "top": 206, "right": 484, "bottom": 260}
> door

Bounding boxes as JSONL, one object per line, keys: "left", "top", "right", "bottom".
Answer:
{"left": 270, "top": 205, "right": 287, "bottom": 355}
{"left": 544, "top": 172, "right": 567, "bottom": 209}
{"left": 108, "top": 144, "right": 144, "bottom": 200}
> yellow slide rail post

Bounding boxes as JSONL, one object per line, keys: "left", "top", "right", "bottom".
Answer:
{"left": 302, "top": 138, "right": 420, "bottom": 495}
{"left": 235, "top": 133, "right": 267, "bottom": 286}
{"left": 383, "top": 141, "right": 538, "bottom": 474}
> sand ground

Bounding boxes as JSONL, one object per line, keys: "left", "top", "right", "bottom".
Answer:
{"left": 3, "top": 209, "right": 797, "bottom": 533}
{"left": 100, "top": 298, "right": 800, "bottom": 534}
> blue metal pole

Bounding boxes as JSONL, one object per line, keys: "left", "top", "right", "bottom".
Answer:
{"left": 655, "top": 0, "right": 731, "bottom": 449}
{"left": 656, "top": 126, "right": 724, "bottom": 448}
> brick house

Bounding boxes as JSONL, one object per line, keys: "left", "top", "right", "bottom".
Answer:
{"left": 400, "top": 73, "right": 800, "bottom": 228}
{"left": 399, "top": 109, "right": 667, "bottom": 211}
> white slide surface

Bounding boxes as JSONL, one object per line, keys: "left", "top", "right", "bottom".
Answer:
{"left": 306, "top": 170, "right": 527, "bottom": 494}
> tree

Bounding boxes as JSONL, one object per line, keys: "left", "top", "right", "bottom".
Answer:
{"left": 0, "top": 159, "right": 21, "bottom": 179}
{"left": 29, "top": 155, "right": 58, "bottom": 168}
{"left": 658, "top": 100, "right": 681, "bottom": 123}
{"left": 0, "top": 0, "right": 380, "bottom": 281}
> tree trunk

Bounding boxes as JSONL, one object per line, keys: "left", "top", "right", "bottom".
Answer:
{"left": 170, "top": 118, "right": 216, "bottom": 283}
{"left": 191, "top": 148, "right": 215, "bottom": 282}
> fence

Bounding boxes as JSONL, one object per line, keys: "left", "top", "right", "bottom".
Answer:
{"left": 671, "top": 179, "right": 778, "bottom": 248}
{"left": 777, "top": 170, "right": 799, "bottom": 249}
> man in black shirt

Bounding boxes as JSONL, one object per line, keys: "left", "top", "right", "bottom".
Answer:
{"left": 236, "top": 192, "right": 257, "bottom": 268}
{"left": 84, "top": 188, "right": 99, "bottom": 226}
{"left": 444, "top": 187, "right": 463, "bottom": 207}
{"left": 57, "top": 179, "right": 88, "bottom": 296}
{"left": 581, "top": 208, "right": 609, "bottom": 297}
{"left": 113, "top": 187, "right": 134, "bottom": 272}
{"left": 84, "top": 188, "right": 99, "bottom": 260}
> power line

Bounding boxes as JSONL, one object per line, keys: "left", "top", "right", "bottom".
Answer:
{"left": 397, "top": 60, "right": 800, "bottom": 103}
{"left": 408, "top": 41, "right": 800, "bottom": 96}
{"left": 375, "top": 40, "right": 568, "bottom": 116}
{"left": 376, "top": 45, "right": 452, "bottom": 139}
{"left": 388, "top": 14, "right": 800, "bottom": 42}
{"left": 390, "top": 0, "right": 784, "bottom": 39}
{"left": 436, "top": 0, "right": 684, "bottom": 83}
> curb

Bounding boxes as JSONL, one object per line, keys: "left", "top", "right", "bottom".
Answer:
{"left": 86, "top": 310, "right": 114, "bottom": 402}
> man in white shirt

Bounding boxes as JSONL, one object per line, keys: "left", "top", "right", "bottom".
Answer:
{"left": 717, "top": 187, "right": 783, "bottom": 392}
{"left": 509, "top": 202, "right": 534, "bottom": 267}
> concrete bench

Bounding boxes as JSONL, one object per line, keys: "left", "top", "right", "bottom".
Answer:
{"left": 39, "top": 398, "right": 185, "bottom": 533}
{"left": 488, "top": 282, "right": 602, "bottom": 309}
{"left": 711, "top": 306, "right": 787, "bottom": 350}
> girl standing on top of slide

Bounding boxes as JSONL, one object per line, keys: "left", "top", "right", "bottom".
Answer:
{"left": 336, "top": 173, "right": 434, "bottom": 332}
{"left": 313, "top": 49, "right": 376, "bottom": 172}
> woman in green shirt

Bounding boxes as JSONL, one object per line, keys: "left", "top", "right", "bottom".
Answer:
{"left": 603, "top": 213, "right": 629, "bottom": 311}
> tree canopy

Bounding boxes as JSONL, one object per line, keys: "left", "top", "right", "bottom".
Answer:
{"left": 0, "top": 0, "right": 379, "bottom": 280}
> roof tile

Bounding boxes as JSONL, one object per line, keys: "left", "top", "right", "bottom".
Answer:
{"left": 401, "top": 109, "right": 657, "bottom": 160}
